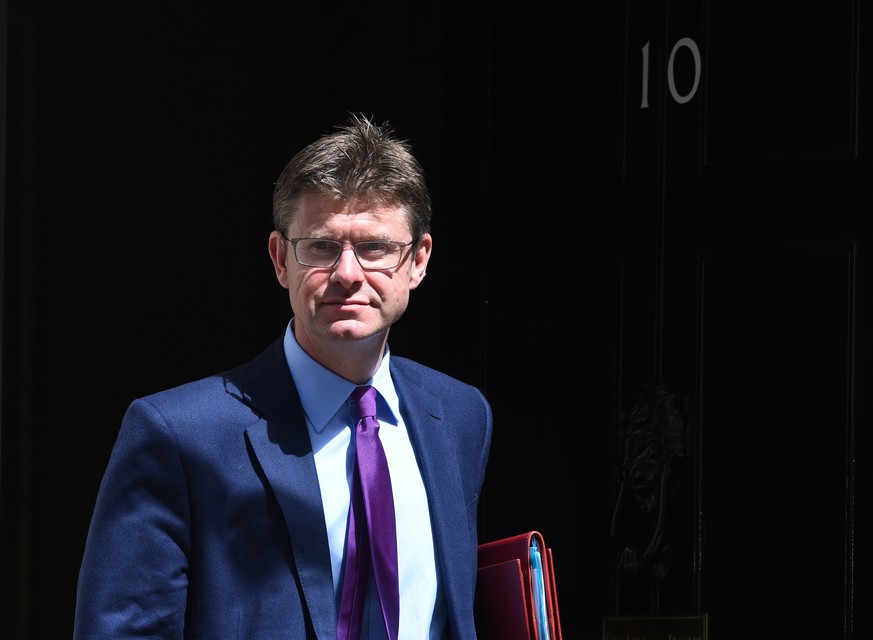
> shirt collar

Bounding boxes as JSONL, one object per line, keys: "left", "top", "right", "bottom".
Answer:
{"left": 282, "top": 320, "right": 400, "bottom": 433}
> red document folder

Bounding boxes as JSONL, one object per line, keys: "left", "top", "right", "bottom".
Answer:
{"left": 475, "top": 530, "right": 563, "bottom": 640}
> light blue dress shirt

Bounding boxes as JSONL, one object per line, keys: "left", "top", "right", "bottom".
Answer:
{"left": 282, "top": 321, "right": 448, "bottom": 639}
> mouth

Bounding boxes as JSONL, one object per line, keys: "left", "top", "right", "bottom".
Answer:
{"left": 322, "top": 298, "right": 371, "bottom": 309}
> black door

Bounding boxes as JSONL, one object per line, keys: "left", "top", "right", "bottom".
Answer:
{"left": 443, "top": 1, "right": 871, "bottom": 638}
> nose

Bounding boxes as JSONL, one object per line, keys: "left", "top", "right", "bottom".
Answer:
{"left": 330, "top": 246, "right": 365, "bottom": 283}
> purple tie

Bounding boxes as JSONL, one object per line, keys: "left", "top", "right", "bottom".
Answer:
{"left": 337, "top": 385, "right": 400, "bottom": 640}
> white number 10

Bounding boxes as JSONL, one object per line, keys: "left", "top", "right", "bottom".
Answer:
{"left": 640, "top": 37, "right": 701, "bottom": 109}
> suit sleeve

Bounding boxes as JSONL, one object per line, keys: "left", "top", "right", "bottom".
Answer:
{"left": 74, "top": 398, "right": 191, "bottom": 639}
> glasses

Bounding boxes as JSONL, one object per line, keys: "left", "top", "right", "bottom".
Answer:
{"left": 282, "top": 234, "right": 416, "bottom": 270}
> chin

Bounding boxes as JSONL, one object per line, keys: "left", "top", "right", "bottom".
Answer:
{"left": 324, "top": 318, "right": 378, "bottom": 340}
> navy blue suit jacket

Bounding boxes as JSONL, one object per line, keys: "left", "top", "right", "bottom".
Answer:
{"left": 74, "top": 337, "right": 493, "bottom": 639}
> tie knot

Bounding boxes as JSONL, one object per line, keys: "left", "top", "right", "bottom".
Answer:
{"left": 351, "top": 385, "right": 378, "bottom": 420}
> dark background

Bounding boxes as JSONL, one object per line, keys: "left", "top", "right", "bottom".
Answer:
{"left": 2, "top": 1, "right": 871, "bottom": 639}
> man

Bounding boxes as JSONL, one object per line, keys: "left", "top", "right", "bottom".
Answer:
{"left": 74, "top": 114, "right": 493, "bottom": 638}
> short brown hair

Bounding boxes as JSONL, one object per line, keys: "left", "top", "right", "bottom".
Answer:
{"left": 272, "top": 113, "right": 432, "bottom": 240}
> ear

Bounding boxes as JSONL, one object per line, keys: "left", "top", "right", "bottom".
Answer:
{"left": 408, "top": 233, "right": 432, "bottom": 291}
{"left": 268, "top": 231, "right": 291, "bottom": 289}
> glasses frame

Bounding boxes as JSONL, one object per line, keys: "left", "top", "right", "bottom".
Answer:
{"left": 281, "top": 233, "right": 417, "bottom": 270}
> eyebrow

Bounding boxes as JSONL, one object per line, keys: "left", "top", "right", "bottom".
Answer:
{"left": 300, "top": 233, "right": 400, "bottom": 242}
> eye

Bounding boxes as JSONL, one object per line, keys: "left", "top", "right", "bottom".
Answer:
{"left": 308, "top": 239, "right": 340, "bottom": 254}
{"left": 356, "top": 241, "right": 393, "bottom": 257}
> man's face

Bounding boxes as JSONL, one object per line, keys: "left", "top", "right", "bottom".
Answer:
{"left": 268, "top": 193, "right": 431, "bottom": 361}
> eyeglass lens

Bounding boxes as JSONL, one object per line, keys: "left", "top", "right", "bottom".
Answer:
{"left": 294, "top": 239, "right": 407, "bottom": 269}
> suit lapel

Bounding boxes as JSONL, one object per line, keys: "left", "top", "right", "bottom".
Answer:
{"left": 391, "top": 365, "right": 476, "bottom": 617}
{"left": 226, "top": 339, "right": 337, "bottom": 640}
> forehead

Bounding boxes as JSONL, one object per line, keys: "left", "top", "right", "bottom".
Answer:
{"left": 290, "top": 194, "right": 410, "bottom": 234}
